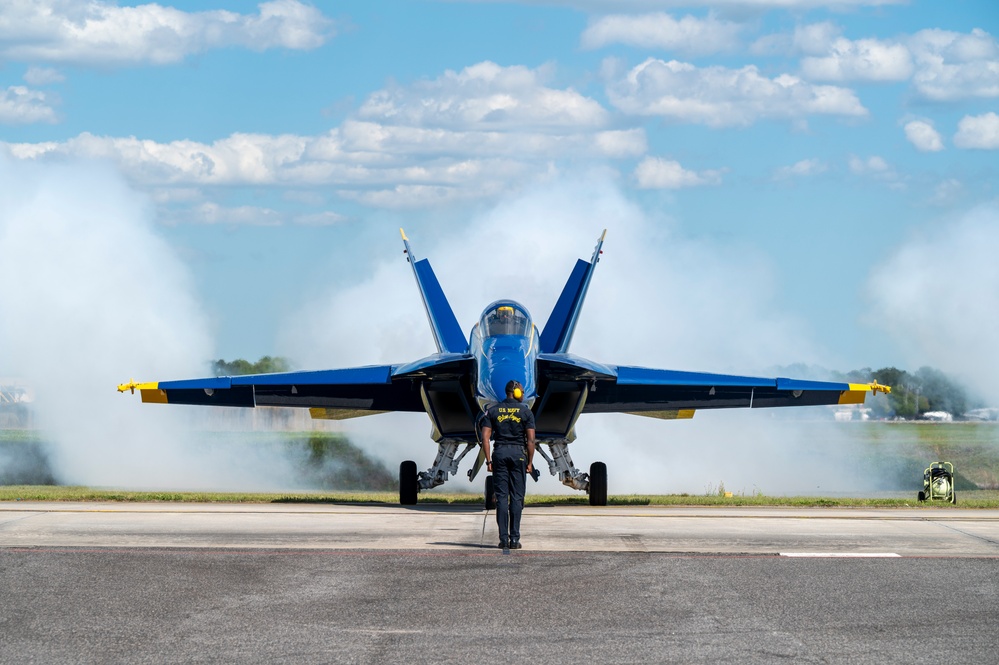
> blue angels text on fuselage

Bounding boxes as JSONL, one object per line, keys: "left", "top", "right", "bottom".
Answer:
{"left": 119, "top": 228, "right": 890, "bottom": 505}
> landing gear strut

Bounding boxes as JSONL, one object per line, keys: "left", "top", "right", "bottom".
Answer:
{"left": 536, "top": 441, "right": 607, "bottom": 506}
{"left": 399, "top": 440, "right": 477, "bottom": 505}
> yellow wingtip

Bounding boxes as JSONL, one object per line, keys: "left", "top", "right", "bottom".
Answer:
{"left": 400, "top": 228, "right": 408, "bottom": 241}
{"left": 117, "top": 379, "right": 159, "bottom": 395}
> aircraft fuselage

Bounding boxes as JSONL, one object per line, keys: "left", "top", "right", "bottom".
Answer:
{"left": 470, "top": 300, "right": 538, "bottom": 410}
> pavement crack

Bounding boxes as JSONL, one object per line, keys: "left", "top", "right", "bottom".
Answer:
{"left": 0, "top": 513, "right": 43, "bottom": 529}
{"left": 932, "top": 520, "right": 999, "bottom": 548}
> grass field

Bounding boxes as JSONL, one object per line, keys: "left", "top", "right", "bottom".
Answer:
{"left": 2, "top": 485, "right": 998, "bottom": 507}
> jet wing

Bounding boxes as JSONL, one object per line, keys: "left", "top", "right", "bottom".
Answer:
{"left": 583, "top": 365, "right": 888, "bottom": 418}
{"left": 119, "top": 353, "right": 477, "bottom": 423}
{"left": 118, "top": 364, "right": 428, "bottom": 419}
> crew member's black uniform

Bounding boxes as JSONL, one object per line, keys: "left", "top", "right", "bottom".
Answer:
{"left": 484, "top": 396, "right": 535, "bottom": 547}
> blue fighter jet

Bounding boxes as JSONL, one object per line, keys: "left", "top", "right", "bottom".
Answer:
{"left": 119, "top": 230, "right": 889, "bottom": 505}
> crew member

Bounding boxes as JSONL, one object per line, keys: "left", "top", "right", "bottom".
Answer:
{"left": 481, "top": 380, "right": 536, "bottom": 549}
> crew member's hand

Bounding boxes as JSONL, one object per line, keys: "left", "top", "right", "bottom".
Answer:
{"left": 486, "top": 461, "right": 492, "bottom": 470}
{"left": 526, "top": 462, "right": 533, "bottom": 474}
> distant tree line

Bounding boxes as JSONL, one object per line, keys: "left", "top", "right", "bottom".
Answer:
{"left": 844, "top": 366, "right": 980, "bottom": 420}
{"left": 211, "top": 356, "right": 292, "bottom": 376}
{"left": 775, "top": 364, "right": 982, "bottom": 420}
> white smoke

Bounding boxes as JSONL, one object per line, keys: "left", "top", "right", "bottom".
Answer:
{"left": 866, "top": 204, "right": 999, "bottom": 406}
{"left": 0, "top": 155, "right": 306, "bottom": 490}
{"left": 280, "top": 175, "right": 871, "bottom": 495}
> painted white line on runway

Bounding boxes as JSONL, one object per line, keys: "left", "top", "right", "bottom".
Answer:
{"left": 780, "top": 552, "right": 901, "bottom": 558}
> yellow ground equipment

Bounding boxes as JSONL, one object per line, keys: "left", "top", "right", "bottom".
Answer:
{"left": 917, "top": 461, "right": 956, "bottom": 504}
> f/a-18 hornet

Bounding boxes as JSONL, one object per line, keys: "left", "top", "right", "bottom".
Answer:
{"left": 120, "top": 230, "right": 889, "bottom": 505}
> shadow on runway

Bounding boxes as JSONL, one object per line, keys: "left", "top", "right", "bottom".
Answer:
{"left": 398, "top": 504, "right": 487, "bottom": 514}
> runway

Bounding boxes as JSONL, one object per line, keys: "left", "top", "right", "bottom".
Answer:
{"left": 2, "top": 501, "right": 999, "bottom": 555}
{"left": 2, "top": 503, "right": 998, "bottom": 663}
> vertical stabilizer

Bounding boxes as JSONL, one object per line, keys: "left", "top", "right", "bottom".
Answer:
{"left": 539, "top": 230, "right": 606, "bottom": 354}
{"left": 400, "top": 229, "right": 467, "bottom": 354}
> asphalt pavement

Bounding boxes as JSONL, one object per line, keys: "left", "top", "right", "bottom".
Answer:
{"left": 2, "top": 502, "right": 998, "bottom": 663}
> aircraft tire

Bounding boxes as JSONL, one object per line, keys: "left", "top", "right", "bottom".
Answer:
{"left": 589, "top": 461, "right": 607, "bottom": 506}
{"left": 400, "top": 460, "right": 418, "bottom": 505}
{"left": 484, "top": 474, "right": 496, "bottom": 511}
{"left": 917, "top": 490, "right": 926, "bottom": 502}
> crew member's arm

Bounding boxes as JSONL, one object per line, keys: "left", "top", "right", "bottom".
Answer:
{"left": 481, "top": 425, "right": 493, "bottom": 472}
{"left": 523, "top": 404, "right": 537, "bottom": 473}
{"left": 526, "top": 428, "right": 535, "bottom": 474}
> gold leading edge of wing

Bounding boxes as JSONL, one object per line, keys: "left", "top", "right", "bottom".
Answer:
{"left": 310, "top": 407, "right": 389, "bottom": 421}
{"left": 625, "top": 409, "right": 696, "bottom": 420}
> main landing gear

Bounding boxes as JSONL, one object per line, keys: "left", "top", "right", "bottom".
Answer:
{"left": 400, "top": 440, "right": 608, "bottom": 507}
{"left": 399, "top": 440, "right": 477, "bottom": 506}
{"left": 399, "top": 460, "right": 418, "bottom": 505}
{"left": 588, "top": 461, "right": 607, "bottom": 507}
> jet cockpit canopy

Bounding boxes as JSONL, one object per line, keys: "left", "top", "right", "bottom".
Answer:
{"left": 480, "top": 301, "right": 532, "bottom": 337}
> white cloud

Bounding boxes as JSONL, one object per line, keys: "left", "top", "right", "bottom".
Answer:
{"left": 801, "top": 37, "right": 913, "bottom": 81}
{"left": 903, "top": 119, "right": 943, "bottom": 152}
{"left": 929, "top": 178, "right": 963, "bottom": 207}
{"left": 0, "top": 85, "right": 58, "bottom": 124}
{"left": 774, "top": 158, "right": 826, "bottom": 179}
{"left": 757, "top": 25, "right": 997, "bottom": 100}
{"left": 23, "top": 66, "right": 65, "bottom": 86}
{"left": 634, "top": 156, "right": 723, "bottom": 189}
{"left": 953, "top": 112, "right": 999, "bottom": 150}
{"left": 194, "top": 202, "right": 284, "bottom": 226}
{"left": 0, "top": 0, "right": 333, "bottom": 66}
{"left": 293, "top": 211, "right": 347, "bottom": 226}
{"left": 516, "top": 0, "right": 904, "bottom": 9}
{"left": 752, "top": 22, "right": 841, "bottom": 57}
{"left": 581, "top": 13, "right": 742, "bottom": 55}
{"left": 605, "top": 57, "right": 867, "bottom": 127}
{"left": 358, "top": 61, "right": 608, "bottom": 130}
{"left": 848, "top": 154, "right": 904, "bottom": 189}
{"left": 909, "top": 28, "right": 999, "bottom": 101}
{"left": 2, "top": 62, "right": 648, "bottom": 209}
{"left": 848, "top": 154, "right": 889, "bottom": 174}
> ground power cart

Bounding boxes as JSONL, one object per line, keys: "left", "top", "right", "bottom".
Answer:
{"left": 917, "top": 461, "right": 956, "bottom": 504}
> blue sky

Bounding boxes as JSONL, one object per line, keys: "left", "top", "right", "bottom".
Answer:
{"left": 2, "top": 0, "right": 998, "bottom": 382}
